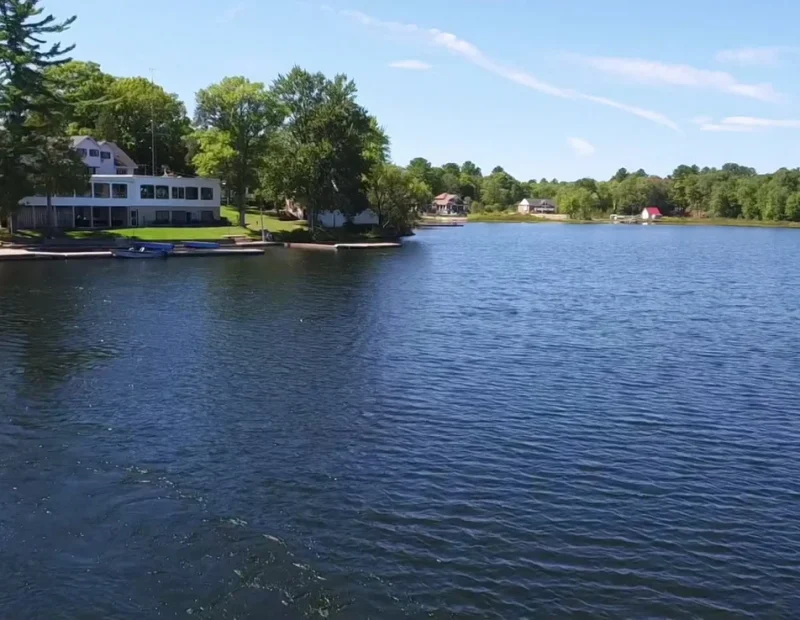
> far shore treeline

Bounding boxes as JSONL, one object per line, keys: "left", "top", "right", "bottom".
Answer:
{"left": 2, "top": 0, "right": 800, "bottom": 235}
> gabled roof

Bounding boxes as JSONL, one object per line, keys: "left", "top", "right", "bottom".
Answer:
{"left": 644, "top": 206, "right": 663, "bottom": 215}
{"left": 99, "top": 140, "right": 137, "bottom": 167}
{"left": 520, "top": 198, "right": 556, "bottom": 206}
{"left": 433, "top": 193, "right": 462, "bottom": 205}
{"left": 71, "top": 136, "right": 99, "bottom": 149}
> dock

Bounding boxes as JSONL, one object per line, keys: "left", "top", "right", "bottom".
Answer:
{"left": 0, "top": 247, "right": 265, "bottom": 261}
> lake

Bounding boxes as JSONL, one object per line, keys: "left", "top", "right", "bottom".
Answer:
{"left": 2, "top": 223, "right": 800, "bottom": 618}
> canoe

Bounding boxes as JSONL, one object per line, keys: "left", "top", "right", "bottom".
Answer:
{"left": 184, "top": 241, "right": 220, "bottom": 249}
{"left": 112, "top": 248, "right": 168, "bottom": 259}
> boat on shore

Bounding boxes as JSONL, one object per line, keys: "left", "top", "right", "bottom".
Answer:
{"left": 134, "top": 242, "right": 175, "bottom": 252}
{"left": 112, "top": 247, "right": 169, "bottom": 259}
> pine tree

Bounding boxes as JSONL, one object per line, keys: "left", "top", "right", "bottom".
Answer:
{"left": 0, "top": 0, "right": 76, "bottom": 230}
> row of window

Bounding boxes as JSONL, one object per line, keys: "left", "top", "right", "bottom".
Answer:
{"left": 53, "top": 183, "right": 215, "bottom": 200}
{"left": 76, "top": 148, "right": 111, "bottom": 159}
{"left": 140, "top": 185, "right": 214, "bottom": 201}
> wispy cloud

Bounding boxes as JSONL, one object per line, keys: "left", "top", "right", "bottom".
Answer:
{"left": 220, "top": 3, "right": 246, "bottom": 23}
{"left": 567, "top": 137, "right": 595, "bottom": 157}
{"left": 693, "top": 115, "right": 800, "bottom": 132}
{"left": 339, "top": 10, "right": 679, "bottom": 131}
{"left": 389, "top": 60, "right": 432, "bottom": 71}
{"left": 574, "top": 55, "right": 784, "bottom": 103}
{"left": 716, "top": 46, "right": 796, "bottom": 66}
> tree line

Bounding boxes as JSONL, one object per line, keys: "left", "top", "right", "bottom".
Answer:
{"left": 397, "top": 160, "right": 800, "bottom": 222}
{"left": 3, "top": 0, "right": 798, "bottom": 236}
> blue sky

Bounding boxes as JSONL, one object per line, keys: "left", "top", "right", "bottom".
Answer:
{"left": 49, "top": 0, "right": 800, "bottom": 180}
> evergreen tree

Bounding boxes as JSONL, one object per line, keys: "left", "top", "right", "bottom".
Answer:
{"left": 0, "top": 0, "right": 76, "bottom": 229}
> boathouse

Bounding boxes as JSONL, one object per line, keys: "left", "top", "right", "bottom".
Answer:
{"left": 641, "top": 206, "right": 663, "bottom": 221}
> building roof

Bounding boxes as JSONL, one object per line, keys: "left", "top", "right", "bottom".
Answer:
{"left": 71, "top": 135, "right": 98, "bottom": 148}
{"left": 644, "top": 207, "right": 663, "bottom": 216}
{"left": 433, "top": 193, "right": 462, "bottom": 205}
{"left": 99, "top": 140, "right": 137, "bottom": 167}
{"left": 520, "top": 198, "right": 556, "bottom": 206}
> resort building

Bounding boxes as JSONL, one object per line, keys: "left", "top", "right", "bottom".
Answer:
{"left": 17, "top": 137, "right": 221, "bottom": 229}
{"left": 518, "top": 198, "right": 557, "bottom": 214}
{"left": 431, "top": 193, "right": 465, "bottom": 215}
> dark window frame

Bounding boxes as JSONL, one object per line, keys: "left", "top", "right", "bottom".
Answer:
{"left": 185, "top": 186, "right": 199, "bottom": 200}
{"left": 112, "top": 183, "right": 128, "bottom": 199}
{"left": 89, "top": 149, "right": 100, "bottom": 157}
{"left": 201, "top": 187, "right": 214, "bottom": 201}
{"left": 140, "top": 185, "right": 155, "bottom": 199}
{"left": 93, "top": 183, "right": 110, "bottom": 199}
{"left": 155, "top": 185, "right": 169, "bottom": 200}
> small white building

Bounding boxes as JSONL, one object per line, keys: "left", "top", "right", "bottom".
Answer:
{"left": 285, "top": 200, "right": 379, "bottom": 228}
{"left": 518, "top": 198, "right": 557, "bottom": 214}
{"left": 17, "top": 137, "right": 221, "bottom": 229}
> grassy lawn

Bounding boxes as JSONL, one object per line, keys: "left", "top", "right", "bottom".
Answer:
{"left": 1, "top": 206, "right": 307, "bottom": 243}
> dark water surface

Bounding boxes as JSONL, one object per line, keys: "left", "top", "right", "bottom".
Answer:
{"left": 2, "top": 224, "right": 800, "bottom": 618}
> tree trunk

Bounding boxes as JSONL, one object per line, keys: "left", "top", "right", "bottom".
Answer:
{"left": 237, "top": 190, "right": 246, "bottom": 228}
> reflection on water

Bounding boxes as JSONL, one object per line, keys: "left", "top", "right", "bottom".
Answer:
{"left": 2, "top": 226, "right": 800, "bottom": 618}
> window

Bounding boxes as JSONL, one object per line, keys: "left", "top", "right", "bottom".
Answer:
{"left": 155, "top": 185, "right": 169, "bottom": 199}
{"left": 172, "top": 210, "right": 187, "bottom": 225}
{"left": 201, "top": 187, "right": 214, "bottom": 201}
{"left": 155, "top": 210, "right": 170, "bottom": 224}
{"left": 76, "top": 148, "right": 87, "bottom": 157}
{"left": 100, "top": 151, "right": 111, "bottom": 160}
{"left": 115, "top": 168, "right": 128, "bottom": 175}
{"left": 201, "top": 210, "right": 214, "bottom": 223}
{"left": 112, "top": 183, "right": 127, "bottom": 199}
{"left": 89, "top": 167, "right": 99, "bottom": 175}
{"left": 185, "top": 187, "right": 198, "bottom": 200}
{"left": 89, "top": 149, "right": 99, "bottom": 157}
{"left": 171, "top": 187, "right": 185, "bottom": 199}
{"left": 93, "top": 183, "right": 110, "bottom": 198}
{"left": 140, "top": 185, "right": 154, "bottom": 199}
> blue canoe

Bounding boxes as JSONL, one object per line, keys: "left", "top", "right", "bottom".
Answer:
{"left": 184, "top": 241, "right": 220, "bottom": 249}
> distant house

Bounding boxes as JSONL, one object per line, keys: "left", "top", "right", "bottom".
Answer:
{"left": 641, "top": 206, "right": 663, "bottom": 220}
{"left": 518, "top": 198, "right": 557, "bottom": 214}
{"left": 431, "top": 193, "right": 465, "bottom": 215}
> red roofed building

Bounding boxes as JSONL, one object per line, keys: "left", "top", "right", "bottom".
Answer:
{"left": 641, "top": 206, "right": 663, "bottom": 220}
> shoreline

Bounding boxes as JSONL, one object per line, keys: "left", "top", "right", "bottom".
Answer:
{"left": 466, "top": 214, "right": 800, "bottom": 229}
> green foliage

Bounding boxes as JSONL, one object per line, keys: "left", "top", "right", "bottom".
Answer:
{"left": 46, "top": 62, "right": 192, "bottom": 174}
{"left": 267, "top": 67, "right": 375, "bottom": 229}
{"left": 192, "top": 76, "right": 284, "bottom": 225}
{"left": 367, "top": 162, "right": 428, "bottom": 233}
{"left": 0, "top": 0, "right": 77, "bottom": 223}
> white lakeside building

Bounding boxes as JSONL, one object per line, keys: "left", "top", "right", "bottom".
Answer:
{"left": 18, "top": 136, "right": 221, "bottom": 229}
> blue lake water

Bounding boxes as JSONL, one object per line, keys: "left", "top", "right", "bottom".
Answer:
{"left": 1, "top": 223, "right": 800, "bottom": 618}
